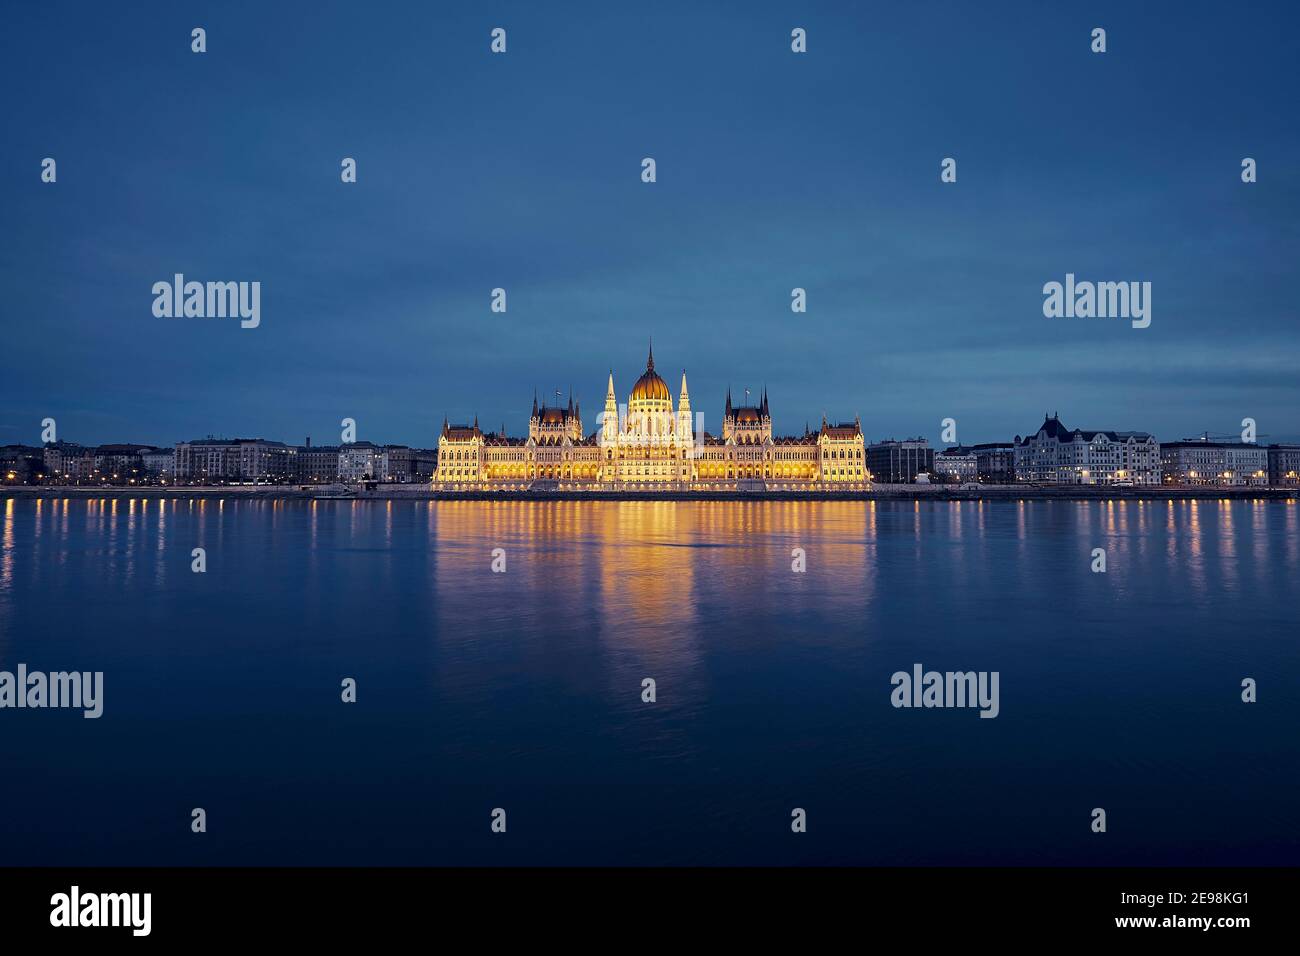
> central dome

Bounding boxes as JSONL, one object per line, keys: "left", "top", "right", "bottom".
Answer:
{"left": 631, "top": 369, "right": 670, "bottom": 401}
{"left": 629, "top": 344, "right": 671, "bottom": 402}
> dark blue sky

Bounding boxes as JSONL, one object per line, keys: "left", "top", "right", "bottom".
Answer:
{"left": 3, "top": 1, "right": 1297, "bottom": 448}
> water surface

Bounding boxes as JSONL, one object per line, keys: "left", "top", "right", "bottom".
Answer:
{"left": 1, "top": 497, "right": 1296, "bottom": 865}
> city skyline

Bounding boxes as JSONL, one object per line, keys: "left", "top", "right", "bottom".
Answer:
{"left": 8, "top": 350, "right": 1300, "bottom": 452}
{"left": 3, "top": 2, "right": 1298, "bottom": 448}
{"left": 11, "top": 391, "right": 1299, "bottom": 453}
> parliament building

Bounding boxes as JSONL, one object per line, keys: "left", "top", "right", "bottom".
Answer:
{"left": 432, "top": 347, "right": 868, "bottom": 491}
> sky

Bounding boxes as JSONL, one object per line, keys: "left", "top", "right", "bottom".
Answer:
{"left": 2, "top": 1, "right": 1298, "bottom": 449}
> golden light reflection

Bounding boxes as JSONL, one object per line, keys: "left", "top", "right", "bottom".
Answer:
{"left": 1, "top": 497, "right": 14, "bottom": 591}
{"left": 429, "top": 500, "right": 878, "bottom": 704}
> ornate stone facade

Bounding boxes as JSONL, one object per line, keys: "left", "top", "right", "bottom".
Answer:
{"left": 433, "top": 347, "right": 867, "bottom": 490}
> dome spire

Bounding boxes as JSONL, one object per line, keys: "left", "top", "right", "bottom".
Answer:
{"left": 647, "top": 339, "right": 654, "bottom": 372}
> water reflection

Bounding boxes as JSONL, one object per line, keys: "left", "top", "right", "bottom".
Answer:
{"left": 2, "top": 495, "right": 1296, "bottom": 669}
{"left": 424, "top": 501, "right": 881, "bottom": 710}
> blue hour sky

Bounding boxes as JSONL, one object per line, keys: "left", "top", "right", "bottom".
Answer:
{"left": 2, "top": 0, "right": 1297, "bottom": 448}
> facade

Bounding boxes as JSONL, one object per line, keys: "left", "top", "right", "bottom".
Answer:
{"left": 339, "top": 441, "right": 386, "bottom": 482}
{"left": 1160, "top": 441, "right": 1269, "bottom": 486}
{"left": 1013, "top": 414, "right": 1159, "bottom": 485}
{"left": 43, "top": 441, "right": 87, "bottom": 476}
{"left": 867, "top": 439, "right": 934, "bottom": 484}
{"left": 433, "top": 347, "right": 867, "bottom": 490}
{"left": 382, "top": 445, "right": 414, "bottom": 482}
{"left": 971, "top": 442, "right": 1015, "bottom": 483}
{"left": 175, "top": 438, "right": 293, "bottom": 483}
{"left": 43, "top": 441, "right": 92, "bottom": 482}
{"left": 141, "top": 448, "right": 175, "bottom": 478}
{"left": 294, "top": 443, "right": 342, "bottom": 483}
{"left": 412, "top": 448, "right": 438, "bottom": 481}
{"left": 1, "top": 445, "right": 46, "bottom": 484}
{"left": 94, "top": 443, "right": 152, "bottom": 483}
{"left": 65, "top": 455, "right": 98, "bottom": 482}
{"left": 1267, "top": 444, "right": 1300, "bottom": 487}
{"left": 934, "top": 446, "right": 978, "bottom": 482}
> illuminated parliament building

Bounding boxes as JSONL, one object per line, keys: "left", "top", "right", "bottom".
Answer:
{"left": 432, "top": 347, "right": 868, "bottom": 491}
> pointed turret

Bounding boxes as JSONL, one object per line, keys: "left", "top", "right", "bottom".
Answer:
{"left": 761, "top": 386, "right": 769, "bottom": 417}
{"left": 532, "top": 389, "right": 539, "bottom": 418}
{"left": 647, "top": 339, "right": 655, "bottom": 372}
{"left": 725, "top": 386, "right": 733, "bottom": 417}
{"left": 676, "top": 370, "right": 693, "bottom": 444}
{"left": 601, "top": 370, "right": 618, "bottom": 444}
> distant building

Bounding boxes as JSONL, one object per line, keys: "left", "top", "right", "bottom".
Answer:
{"left": 867, "top": 439, "right": 934, "bottom": 484}
{"left": 1268, "top": 444, "right": 1300, "bottom": 487}
{"left": 175, "top": 438, "right": 292, "bottom": 483}
{"left": 294, "top": 441, "right": 342, "bottom": 484}
{"left": 382, "top": 445, "right": 414, "bottom": 482}
{"left": 141, "top": 447, "right": 175, "bottom": 478}
{"left": 339, "top": 441, "right": 385, "bottom": 482}
{"left": 43, "top": 441, "right": 91, "bottom": 482}
{"left": 1014, "top": 413, "right": 1159, "bottom": 485}
{"left": 412, "top": 448, "right": 438, "bottom": 481}
{"left": 66, "top": 456, "right": 98, "bottom": 482}
{"left": 1161, "top": 440, "right": 1269, "bottom": 486}
{"left": 94, "top": 444, "right": 153, "bottom": 483}
{"left": 1, "top": 445, "right": 46, "bottom": 484}
{"left": 971, "top": 442, "right": 1015, "bottom": 483}
{"left": 934, "top": 446, "right": 978, "bottom": 482}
